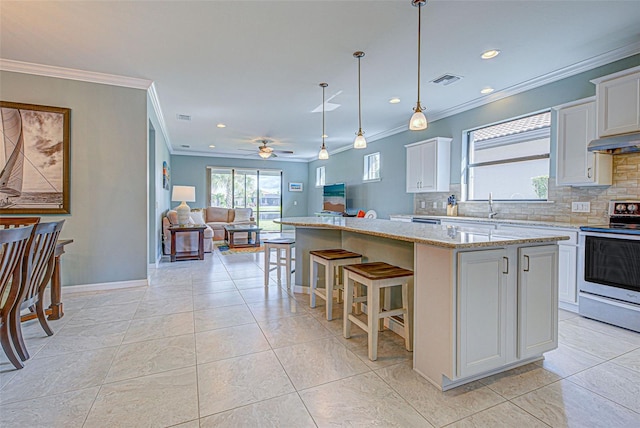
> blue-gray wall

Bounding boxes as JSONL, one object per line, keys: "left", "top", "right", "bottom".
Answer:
{"left": 169, "top": 156, "right": 309, "bottom": 221}
{"left": 0, "top": 70, "right": 149, "bottom": 286}
{"left": 308, "top": 54, "right": 640, "bottom": 218}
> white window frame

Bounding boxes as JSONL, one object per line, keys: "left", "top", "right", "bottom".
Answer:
{"left": 463, "top": 111, "right": 550, "bottom": 202}
{"left": 315, "top": 166, "right": 325, "bottom": 187}
{"left": 363, "top": 152, "right": 381, "bottom": 182}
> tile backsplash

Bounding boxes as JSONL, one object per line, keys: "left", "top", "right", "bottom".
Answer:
{"left": 414, "top": 152, "right": 639, "bottom": 225}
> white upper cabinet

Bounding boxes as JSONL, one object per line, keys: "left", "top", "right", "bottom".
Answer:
{"left": 555, "top": 98, "right": 612, "bottom": 186}
{"left": 405, "top": 137, "right": 451, "bottom": 193}
{"left": 592, "top": 66, "right": 640, "bottom": 137}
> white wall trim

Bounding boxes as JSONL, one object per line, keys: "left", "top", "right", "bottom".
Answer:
{"left": 174, "top": 150, "right": 309, "bottom": 163}
{"left": 0, "top": 58, "right": 152, "bottom": 90}
{"left": 148, "top": 82, "right": 173, "bottom": 154}
{"left": 63, "top": 279, "right": 148, "bottom": 294}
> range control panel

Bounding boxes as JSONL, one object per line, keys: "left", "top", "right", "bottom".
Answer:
{"left": 609, "top": 200, "right": 640, "bottom": 217}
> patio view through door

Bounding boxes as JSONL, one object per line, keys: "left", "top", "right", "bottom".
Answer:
{"left": 208, "top": 167, "right": 282, "bottom": 233}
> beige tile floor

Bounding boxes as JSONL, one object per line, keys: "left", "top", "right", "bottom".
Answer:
{"left": 1, "top": 245, "right": 639, "bottom": 427}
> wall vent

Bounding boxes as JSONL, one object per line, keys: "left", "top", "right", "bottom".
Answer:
{"left": 431, "top": 74, "right": 462, "bottom": 86}
{"left": 180, "top": 144, "right": 190, "bottom": 148}
{"left": 176, "top": 114, "right": 191, "bottom": 121}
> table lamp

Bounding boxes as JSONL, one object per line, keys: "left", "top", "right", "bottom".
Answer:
{"left": 171, "top": 185, "right": 196, "bottom": 225}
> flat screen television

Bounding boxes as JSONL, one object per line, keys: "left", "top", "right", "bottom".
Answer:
{"left": 322, "top": 183, "right": 346, "bottom": 214}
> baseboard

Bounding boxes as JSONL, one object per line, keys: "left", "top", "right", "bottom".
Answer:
{"left": 63, "top": 279, "right": 148, "bottom": 294}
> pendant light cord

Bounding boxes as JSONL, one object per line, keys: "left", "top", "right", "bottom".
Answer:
{"left": 322, "top": 84, "right": 326, "bottom": 147}
{"left": 357, "top": 55, "right": 363, "bottom": 132}
{"left": 416, "top": 3, "right": 421, "bottom": 107}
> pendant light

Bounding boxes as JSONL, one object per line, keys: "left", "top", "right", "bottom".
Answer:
{"left": 409, "top": 0, "right": 428, "bottom": 131}
{"left": 353, "top": 51, "right": 367, "bottom": 149}
{"left": 318, "top": 83, "right": 329, "bottom": 160}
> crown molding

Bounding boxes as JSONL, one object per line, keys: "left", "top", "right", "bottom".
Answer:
{"left": 0, "top": 59, "right": 153, "bottom": 89}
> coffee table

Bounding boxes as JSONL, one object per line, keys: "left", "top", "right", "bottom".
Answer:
{"left": 223, "top": 224, "right": 262, "bottom": 249}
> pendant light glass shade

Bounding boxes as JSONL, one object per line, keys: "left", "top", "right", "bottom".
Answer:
{"left": 353, "top": 51, "right": 367, "bottom": 149}
{"left": 258, "top": 151, "right": 271, "bottom": 159}
{"left": 409, "top": 0, "right": 428, "bottom": 131}
{"left": 318, "top": 82, "right": 330, "bottom": 160}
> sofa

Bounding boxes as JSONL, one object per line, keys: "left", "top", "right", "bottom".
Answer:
{"left": 162, "top": 210, "right": 214, "bottom": 255}
{"left": 203, "top": 207, "right": 256, "bottom": 241}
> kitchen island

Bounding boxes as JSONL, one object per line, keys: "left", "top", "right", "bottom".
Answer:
{"left": 276, "top": 216, "right": 569, "bottom": 390}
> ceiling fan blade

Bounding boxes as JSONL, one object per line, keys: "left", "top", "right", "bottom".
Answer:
{"left": 273, "top": 150, "right": 294, "bottom": 154}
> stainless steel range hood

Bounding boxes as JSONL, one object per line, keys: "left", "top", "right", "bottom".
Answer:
{"left": 588, "top": 132, "right": 640, "bottom": 154}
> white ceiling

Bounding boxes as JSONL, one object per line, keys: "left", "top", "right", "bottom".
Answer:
{"left": 1, "top": 1, "right": 640, "bottom": 161}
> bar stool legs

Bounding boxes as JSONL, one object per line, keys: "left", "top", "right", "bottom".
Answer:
{"left": 343, "top": 262, "right": 413, "bottom": 361}
{"left": 263, "top": 239, "right": 295, "bottom": 289}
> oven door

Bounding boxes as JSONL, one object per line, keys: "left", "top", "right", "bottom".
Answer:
{"left": 578, "top": 231, "right": 640, "bottom": 304}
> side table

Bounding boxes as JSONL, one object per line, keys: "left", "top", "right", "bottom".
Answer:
{"left": 168, "top": 225, "right": 207, "bottom": 262}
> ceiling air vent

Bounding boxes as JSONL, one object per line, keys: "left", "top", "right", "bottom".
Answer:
{"left": 176, "top": 114, "right": 191, "bottom": 121}
{"left": 431, "top": 74, "right": 462, "bottom": 86}
{"left": 180, "top": 144, "right": 190, "bottom": 148}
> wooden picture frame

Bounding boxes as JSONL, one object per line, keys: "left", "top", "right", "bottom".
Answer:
{"left": 0, "top": 101, "right": 70, "bottom": 214}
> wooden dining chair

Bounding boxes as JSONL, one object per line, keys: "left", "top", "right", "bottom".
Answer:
{"left": 0, "top": 217, "right": 40, "bottom": 229}
{"left": 0, "top": 225, "right": 35, "bottom": 369}
{"left": 10, "top": 220, "right": 65, "bottom": 362}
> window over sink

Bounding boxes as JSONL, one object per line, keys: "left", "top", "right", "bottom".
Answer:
{"left": 464, "top": 111, "right": 551, "bottom": 201}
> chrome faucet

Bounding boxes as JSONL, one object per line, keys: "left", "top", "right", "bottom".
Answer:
{"left": 488, "top": 192, "right": 498, "bottom": 218}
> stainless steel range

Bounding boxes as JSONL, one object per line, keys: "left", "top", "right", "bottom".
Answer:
{"left": 578, "top": 201, "right": 640, "bottom": 332}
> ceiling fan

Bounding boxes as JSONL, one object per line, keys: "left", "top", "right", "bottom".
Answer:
{"left": 244, "top": 139, "right": 294, "bottom": 159}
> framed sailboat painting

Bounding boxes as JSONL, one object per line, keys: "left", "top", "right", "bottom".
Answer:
{"left": 0, "top": 101, "right": 70, "bottom": 214}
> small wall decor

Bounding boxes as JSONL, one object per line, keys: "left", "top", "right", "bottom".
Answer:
{"left": 288, "top": 182, "right": 303, "bottom": 192}
{"left": 162, "top": 161, "right": 170, "bottom": 190}
{"left": 0, "top": 101, "right": 70, "bottom": 214}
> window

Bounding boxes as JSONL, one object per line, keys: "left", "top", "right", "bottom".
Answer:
{"left": 363, "top": 152, "right": 380, "bottom": 181}
{"left": 316, "top": 166, "right": 325, "bottom": 187}
{"left": 465, "top": 111, "right": 550, "bottom": 201}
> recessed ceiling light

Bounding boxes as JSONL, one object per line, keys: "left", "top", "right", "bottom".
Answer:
{"left": 480, "top": 87, "right": 495, "bottom": 94}
{"left": 216, "top": 123, "right": 226, "bottom": 128}
{"left": 481, "top": 49, "right": 500, "bottom": 60}
{"left": 389, "top": 97, "right": 401, "bottom": 104}
{"left": 209, "top": 145, "right": 215, "bottom": 148}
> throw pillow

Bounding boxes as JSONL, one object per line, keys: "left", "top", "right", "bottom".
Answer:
{"left": 167, "top": 210, "right": 179, "bottom": 225}
{"left": 189, "top": 210, "right": 205, "bottom": 225}
{"left": 234, "top": 208, "right": 251, "bottom": 222}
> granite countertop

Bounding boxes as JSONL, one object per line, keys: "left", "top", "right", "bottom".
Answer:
{"left": 390, "top": 214, "right": 582, "bottom": 229}
{"left": 276, "top": 217, "right": 570, "bottom": 249}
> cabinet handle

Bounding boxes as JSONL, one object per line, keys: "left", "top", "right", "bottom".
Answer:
{"left": 523, "top": 255, "right": 530, "bottom": 272}
{"left": 503, "top": 257, "right": 509, "bottom": 274}
{"left": 587, "top": 167, "right": 593, "bottom": 178}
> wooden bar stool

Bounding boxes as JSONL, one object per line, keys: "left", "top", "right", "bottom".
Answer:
{"left": 263, "top": 238, "right": 295, "bottom": 289}
{"left": 309, "top": 249, "right": 362, "bottom": 321}
{"left": 343, "top": 262, "right": 413, "bottom": 361}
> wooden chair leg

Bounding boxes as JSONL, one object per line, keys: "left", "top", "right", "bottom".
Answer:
{"left": 36, "top": 299, "right": 54, "bottom": 336}
{"left": 9, "top": 307, "right": 29, "bottom": 361}
{"left": 0, "top": 322, "right": 23, "bottom": 369}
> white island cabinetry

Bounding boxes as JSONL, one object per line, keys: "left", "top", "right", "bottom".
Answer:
{"left": 416, "top": 243, "right": 558, "bottom": 389}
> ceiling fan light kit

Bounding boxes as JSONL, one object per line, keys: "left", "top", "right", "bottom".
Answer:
{"left": 409, "top": 0, "right": 428, "bottom": 131}
{"left": 318, "top": 82, "right": 330, "bottom": 160}
{"left": 353, "top": 51, "right": 367, "bottom": 149}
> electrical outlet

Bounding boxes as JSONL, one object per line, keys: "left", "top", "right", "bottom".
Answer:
{"left": 420, "top": 201, "right": 426, "bottom": 209}
{"left": 571, "top": 202, "right": 591, "bottom": 213}
{"left": 432, "top": 202, "right": 438, "bottom": 209}
{"left": 442, "top": 201, "right": 447, "bottom": 209}
{"left": 293, "top": 201, "right": 297, "bottom": 206}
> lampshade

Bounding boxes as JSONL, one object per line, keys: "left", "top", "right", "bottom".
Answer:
{"left": 409, "top": 0, "right": 428, "bottom": 131}
{"left": 353, "top": 51, "right": 367, "bottom": 149}
{"left": 171, "top": 185, "right": 196, "bottom": 202}
{"left": 318, "top": 82, "right": 330, "bottom": 160}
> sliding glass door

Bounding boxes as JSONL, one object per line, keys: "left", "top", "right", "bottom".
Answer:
{"left": 208, "top": 167, "right": 282, "bottom": 232}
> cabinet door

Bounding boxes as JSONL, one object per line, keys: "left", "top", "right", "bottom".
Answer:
{"left": 558, "top": 244, "right": 577, "bottom": 304}
{"left": 518, "top": 245, "right": 559, "bottom": 359}
{"left": 419, "top": 140, "right": 438, "bottom": 191}
{"left": 406, "top": 144, "right": 423, "bottom": 193}
{"left": 457, "top": 249, "right": 508, "bottom": 378}
{"left": 556, "top": 101, "right": 596, "bottom": 185}
{"left": 598, "top": 72, "right": 640, "bottom": 137}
